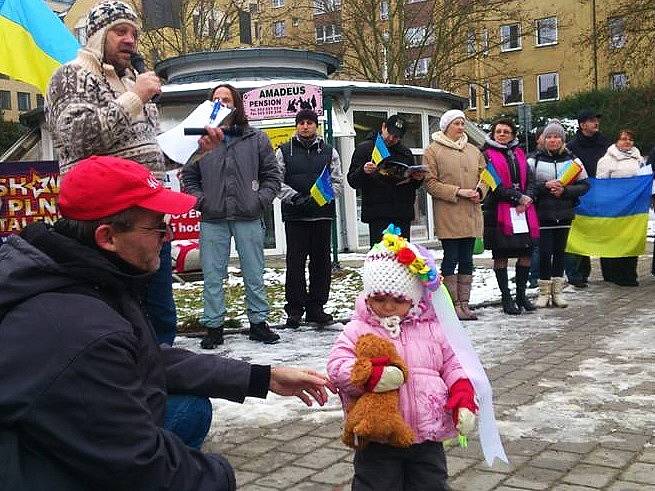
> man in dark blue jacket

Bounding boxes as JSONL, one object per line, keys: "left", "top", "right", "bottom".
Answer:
{"left": 347, "top": 115, "right": 424, "bottom": 247}
{"left": 565, "top": 109, "right": 610, "bottom": 287}
{"left": 0, "top": 156, "right": 333, "bottom": 491}
{"left": 276, "top": 109, "right": 343, "bottom": 328}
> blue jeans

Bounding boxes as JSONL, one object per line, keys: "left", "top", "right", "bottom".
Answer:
{"left": 146, "top": 242, "right": 177, "bottom": 345}
{"left": 200, "top": 219, "right": 269, "bottom": 327}
{"left": 440, "top": 238, "right": 476, "bottom": 276}
{"left": 163, "top": 395, "right": 212, "bottom": 449}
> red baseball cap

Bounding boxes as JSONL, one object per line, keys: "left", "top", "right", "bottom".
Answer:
{"left": 58, "top": 155, "right": 197, "bottom": 220}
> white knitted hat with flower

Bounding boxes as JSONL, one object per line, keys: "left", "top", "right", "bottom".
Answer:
{"left": 362, "top": 245, "right": 424, "bottom": 306}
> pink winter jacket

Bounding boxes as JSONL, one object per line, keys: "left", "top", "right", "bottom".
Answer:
{"left": 327, "top": 295, "right": 468, "bottom": 444}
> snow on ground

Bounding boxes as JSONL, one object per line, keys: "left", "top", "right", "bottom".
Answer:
{"left": 498, "top": 298, "right": 655, "bottom": 443}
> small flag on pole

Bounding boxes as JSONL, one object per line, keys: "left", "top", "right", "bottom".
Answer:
{"left": 310, "top": 165, "right": 335, "bottom": 206}
{"left": 371, "top": 133, "right": 391, "bottom": 165}
{"left": 557, "top": 159, "right": 584, "bottom": 186}
{"left": 479, "top": 163, "right": 502, "bottom": 191}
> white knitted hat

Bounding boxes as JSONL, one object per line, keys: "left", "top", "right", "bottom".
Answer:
{"left": 439, "top": 109, "right": 466, "bottom": 131}
{"left": 362, "top": 246, "right": 424, "bottom": 306}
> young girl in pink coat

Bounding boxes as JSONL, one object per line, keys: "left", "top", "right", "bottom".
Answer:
{"left": 327, "top": 227, "right": 478, "bottom": 490}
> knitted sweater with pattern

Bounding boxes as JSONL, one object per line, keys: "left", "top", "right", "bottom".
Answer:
{"left": 45, "top": 49, "right": 165, "bottom": 178}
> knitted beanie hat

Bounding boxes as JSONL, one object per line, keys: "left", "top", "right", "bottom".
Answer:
{"left": 87, "top": 1, "right": 138, "bottom": 40}
{"left": 295, "top": 109, "right": 319, "bottom": 126}
{"left": 439, "top": 109, "right": 466, "bottom": 131}
{"left": 362, "top": 225, "right": 440, "bottom": 306}
{"left": 543, "top": 119, "right": 566, "bottom": 141}
{"left": 84, "top": 1, "right": 138, "bottom": 60}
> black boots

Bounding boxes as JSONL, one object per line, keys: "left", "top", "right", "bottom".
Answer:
{"left": 249, "top": 322, "right": 280, "bottom": 344}
{"left": 495, "top": 268, "right": 521, "bottom": 315}
{"left": 305, "top": 309, "right": 334, "bottom": 326}
{"left": 515, "top": 265, "right": 536, "bottom": 311}
{"left": 200, "top": 325, "right": 224, "bottom": 349}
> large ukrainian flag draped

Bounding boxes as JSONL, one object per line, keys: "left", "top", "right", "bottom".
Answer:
{"left": 0, "top": 0, "right": 79, "bottom": 93}
{"left": 566, "top": 172, "right": 653, "bottom": 258}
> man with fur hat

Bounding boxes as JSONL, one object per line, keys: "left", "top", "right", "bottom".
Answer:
{"left": 0, "top": 155, "right": 334, "bottom": 490}
{"left": 275, "top": 109, "right": 343, "bottom": 329}
{"left": 348, "top": 115, "right": 424, "bottom": 247}
{"left": 45, "top": 1, "right": 221, "bottom": 347}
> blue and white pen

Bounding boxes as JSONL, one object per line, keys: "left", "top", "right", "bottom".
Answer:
{"left": 209, "top": 101, "right": 221, "bottom": 125}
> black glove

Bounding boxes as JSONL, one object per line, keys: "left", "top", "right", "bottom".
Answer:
{"left": 291, "top": 193, "right": 315, "bottom": 207}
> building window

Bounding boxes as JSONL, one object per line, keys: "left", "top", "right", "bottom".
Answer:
{"left": 406, "top": 0, "right": 424, "bottom": 3}
{"left": 17, "top": 92, "right": 31, "bottom": 112}
{"left": 314, "top": 0, "right": 341, "bottom": 13}
{"left": 502, "top": 78, "right": 523, "bottom": 105}
{"left": 36, "top": 94, "right": 44, "bottom": 108}
{"left": 500, "top": 23, "right": 521, "bottom": 51}
{"left": 273, "top": 20, "right": 286, "bottom": 38}
{"left": 405, "top": 58, "right": 429, "bottom": 78}
{"left": 537, "top": 72, "right": 559, "bottom": 101}
{"left": 535, "top": 16, "right": 557, "bottom": 46}
{"left": 380, "top": 0, "right": 389, "bottom": 20}
{"left": 468, "top": 84, "right": 477, "bottom": 109}
{"left": 292, "top": 17, "right": 299, "bottom": 27}
{"left": 272, "top": 0, "right": 284, "bottom": 7}
{"left": 466, "top": 30, "right": 476, "bottom": 55}
{"left": 0, "top": 90, "right": 11, "bottom": 110}
{"left": 405, "top": 26, "right": 430, "bottom": 47}
{"left": 481, "top": 29, "right": 489, "bottom": 56}
{"left": 608, "top": 17, "right": 626, "bottom": 49}
{"left": 610, "top": 72, "right": 629, "bottom": 90}
{"left": 315, "top": 24, "right": 342, "bottom": 43}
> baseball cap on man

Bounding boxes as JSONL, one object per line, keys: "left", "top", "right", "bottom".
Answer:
{"left": 384, "top": 115, "right": 407, "bottom": 138}
{"left": 58, "top": 155, "right": 197, "bottom": 220}
{"left": 577, "top": 109, "right": 602, "bottom": 124}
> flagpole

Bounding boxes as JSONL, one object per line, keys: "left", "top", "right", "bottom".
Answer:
{"left": 324, "top": 94, "right": 340, "bottom": 270}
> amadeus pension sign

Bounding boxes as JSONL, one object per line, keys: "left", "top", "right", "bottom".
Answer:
{"left": 243, "top": 83, "right": 323, "bottom": 121}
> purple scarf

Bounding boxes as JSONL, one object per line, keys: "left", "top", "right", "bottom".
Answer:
{"left": 485, "top": 146, "right": 540, "bottom": 239}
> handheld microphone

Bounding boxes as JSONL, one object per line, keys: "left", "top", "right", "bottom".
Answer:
{"left": 130, "top": 52, "right": 160, "bottom": 103}
{"left": 183, "top": 126, "right": 242, "bottom": 137}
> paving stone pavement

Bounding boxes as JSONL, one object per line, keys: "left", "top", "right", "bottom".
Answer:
{"left": 202, "top": 258, "right": 655, "bottom": 490}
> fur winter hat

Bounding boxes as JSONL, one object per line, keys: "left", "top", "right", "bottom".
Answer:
{"left": 85, "top": 1, "right": 138, "bottom": 59}
{"left": 362, "top": 225, "right": 440, "bottom": 306}
{"left": 543, "top": 119, "right": 566, "bottom": 141}
{"left": 439, "top": 109, "right": 466, "bottom": 132}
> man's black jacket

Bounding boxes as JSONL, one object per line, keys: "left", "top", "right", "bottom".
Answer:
{"left": 0, "top": 223, "right": 269, "bottom": 491}
{"left": 347, "top": 134, "right": 422, "bottom": 223}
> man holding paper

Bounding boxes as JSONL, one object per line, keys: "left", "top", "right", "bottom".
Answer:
{"left": 348, "top": 115, "right": 423, "bottom": 247}
{"left": 276, "top": 109, "right": 343, "bottom": 329}
{"left": 182, "top": 84, "right": 282, "bottom": 347}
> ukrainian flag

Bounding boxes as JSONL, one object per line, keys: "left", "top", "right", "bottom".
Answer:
{"left": 371, "top": 133, "right": 390, "bottom": 165}
{"left": 0, "top": 0, "right": 79, "bottom": 93}
{"left": 479, "top": 163, "right": 501, "bottom": 191}
{"left": 310, "top": 165, "right": 335, "bottom": 206}
{"left": 566, "top": 173, "right": 653, "bottom": 257}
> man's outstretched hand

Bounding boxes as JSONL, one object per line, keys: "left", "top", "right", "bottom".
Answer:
{"left": 269, "top": 367, "right": 337, "bottom": 407}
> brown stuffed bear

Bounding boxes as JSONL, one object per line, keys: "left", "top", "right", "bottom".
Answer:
{"left": 342, "top": 333, "right": 415, "bottom": 449}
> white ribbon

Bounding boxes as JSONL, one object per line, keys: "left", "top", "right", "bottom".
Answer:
{"left": 431, "top": 284, "right": 508, "bottom": 467}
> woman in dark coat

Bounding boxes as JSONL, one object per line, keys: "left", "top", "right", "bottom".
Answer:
{"left": 482, "top": 118, "right": 539, "bottom": 314}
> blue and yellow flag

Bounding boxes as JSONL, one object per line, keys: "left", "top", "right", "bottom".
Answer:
{"left": 371, "top": 133, "right": 391, "bottom": 165}
{"left": 0, "top": 0, "right": 79, "bottom": 93}
{"left": 566, "top": 173, "right": 653, "bottom": 257}
{"left": 479, "top": 163, "right": 502, "bottom": 191}
{"left": 310, "top": 165, "right": 335, "bottom": 207}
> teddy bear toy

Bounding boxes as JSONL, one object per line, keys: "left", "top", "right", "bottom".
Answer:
{"left": 342, "top": 333, "right": 415, "bottom": 449}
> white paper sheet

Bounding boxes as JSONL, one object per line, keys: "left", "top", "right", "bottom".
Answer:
{"left": 157, "top": 101, "right": 231, "bottom": 164}
{"left": 510, "top": 207, "right": 529, "bottom": 234}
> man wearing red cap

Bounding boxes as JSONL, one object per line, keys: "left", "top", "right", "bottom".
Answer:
{"left": 0, "top": 156, "right": 334, "bottom": 490}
